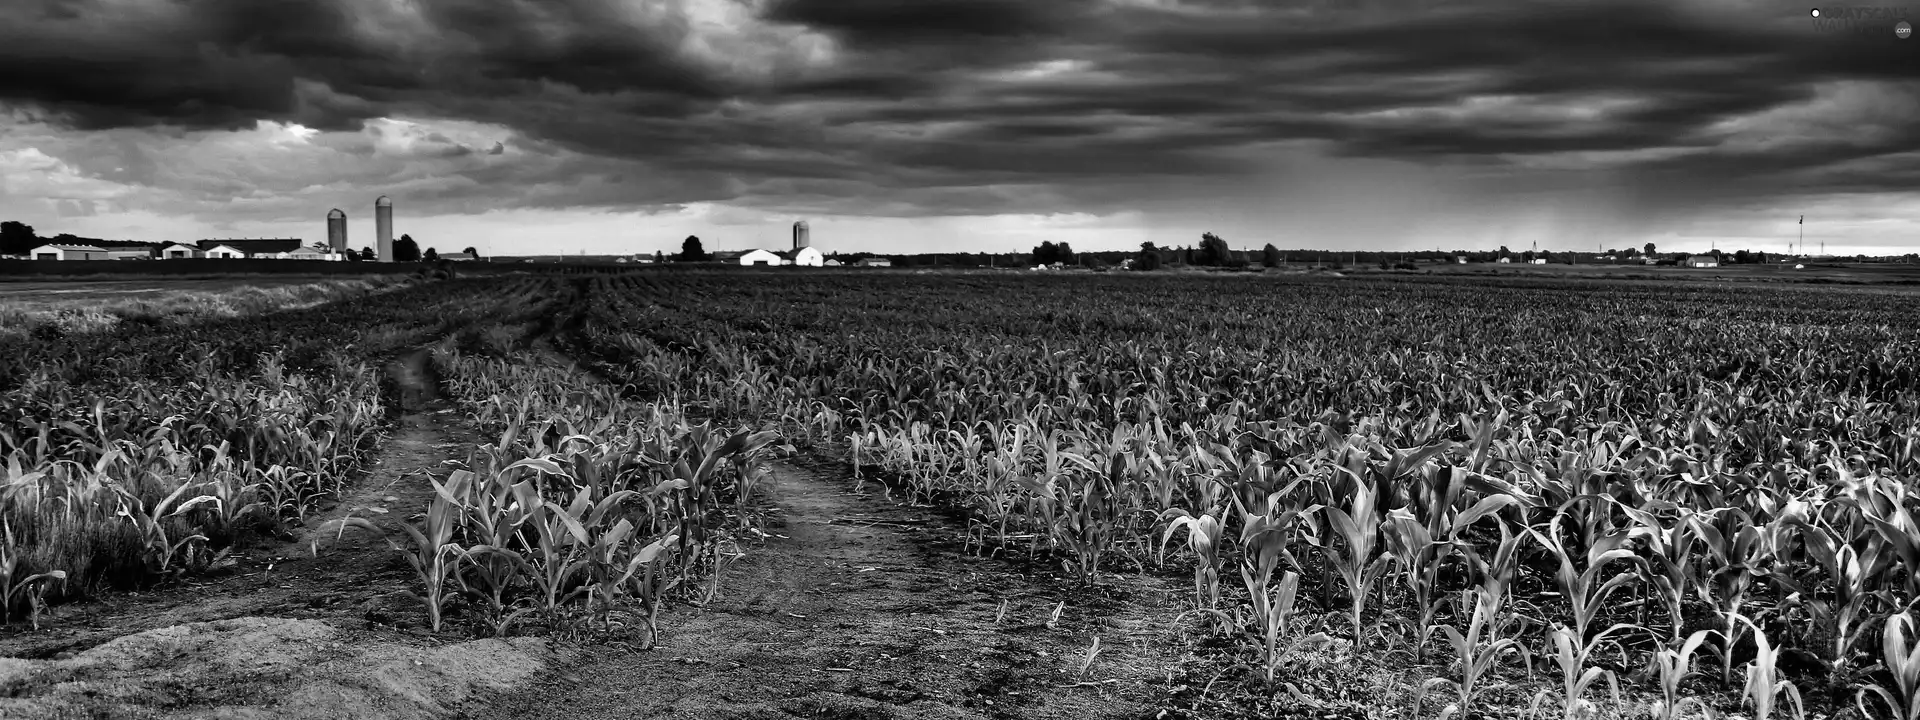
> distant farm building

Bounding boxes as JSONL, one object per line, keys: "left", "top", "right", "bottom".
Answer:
{"left": 30, "top": 244, "right": 110, "bottom": 261}
{"left": 1456, "top": 256, "right": 1468, "bottom": 264}
{"left": 739, "top": 249, "right": 782, "bottom": 266}
{"left": 824, "top": 259, "right": 842, "bottom": 267}
{"left": 781, "top": 247, "right": 825, "bottom": 267}
{"left": 1530, "top": 258, "right": 1548, "bottom": 264}
{"left": 106, "top": 249, "right": 154, "bottom": 260}
{"left": 160, "top": 242, "right": 202, "bottom": 259}
{"left": 274, "top": 246, "right": 344, "bottom": 261}
{"left": 857, "top": 258, "right": 892, "bottom": 267}
{"left": 1687, "top": 255, "right": 1720, "bottom": 268}
{"left": 196, "top": 239, "right": 304, "bottom": 259}
{"left": 1496, "top": 257, "right": 1512, "bottom": 264}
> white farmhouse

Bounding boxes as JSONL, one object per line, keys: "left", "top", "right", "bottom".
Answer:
{"left": 30, "top": 244, "right": 110, "bottom": 260}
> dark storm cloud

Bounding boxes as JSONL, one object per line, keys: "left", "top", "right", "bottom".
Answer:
{"left": 0, "top": 0, "right": 1910, "bottom": 215}
{"left": 760, "top": 0, "right": 1094, "bottom": 44}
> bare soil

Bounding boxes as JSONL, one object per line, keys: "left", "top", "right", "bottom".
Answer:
{"left": 482, "top": 455, "right": 1183, "bottom": 720}
{"left": 0, "top": 347, "right": 576, "bottom": 719}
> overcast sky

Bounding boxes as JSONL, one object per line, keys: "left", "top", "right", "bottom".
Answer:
{"left": 0, "top": 0, "right": 1914, "bottom": 256}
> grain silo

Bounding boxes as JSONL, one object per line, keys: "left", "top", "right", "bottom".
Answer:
{"left": 375, "top": 196, "right": 393, "bottom": 262}
{"left": 792, "top": 220, "right": 809, "bottom": 251}
{"left": 326, "top": 209, "right": 347, "bottom": 252}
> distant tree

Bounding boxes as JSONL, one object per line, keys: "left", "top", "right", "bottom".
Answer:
{"left": 346, "top": 249, "right": 363, "bottom": 262}
{"left": 1498, "top": 245, "right": 1511, "bottom": 258}
{"left": 1644, "top": 242, "right": 1658, "bottom": 257}
{"left": 1136, "top": 242, "right": 1162, "bottom": 271}
{"left": 394, "top": 234, "right": 421, "bottom": 262}
{"left": 1032, "top": 241, "right": 1060, "bottom": 265}
{"left": 1056, "top": 242, "right": 1077, "bottom": 265}
{"left": 1624, "top": 247, "right": 1640, "bottom": 258}
{"left": 423, "top": 247, "right": 439, "bottom": 261}
{"left": 462, "top": 246, "right": 479, "bottom": 259}
{"left": 1733, "top": 249, "right": 1752, "bottom": 264}
{"left": 654, "top": 251, "right": 665, "bottom": 263}
{"left": 0, "top": 221, "right": 36, "bottom": 256}
{"left": 358, "top": 247, "right": 376, "bottom": 261}
{"left": 1197, "top": 233, "right": 1232, "bottom": 266}
{"left": 1261, "top": 243, "right": 1282, "bottom": 268}
{"left": 678, "top": 235, "right": 709, "bottom": 262}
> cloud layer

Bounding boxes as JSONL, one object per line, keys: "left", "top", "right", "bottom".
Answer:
{"left": 0, "top": 0, "right": 1913, "bottom": 252}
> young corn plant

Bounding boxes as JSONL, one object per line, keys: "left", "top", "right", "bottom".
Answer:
{"left": 1532, "top": 624, "right": 1626, "bottom": 720}
{"left": 1423, "top": 588, "right": 1530, "bottom": 720}
{"left": 1527, "top": 505, "right": 1644, "bottom": 653}
{"left": 1160, "top": 506, "right": 1225, "bottom": 608}
{"left": 1731, "top": 613, "right": 1805, "bottom": 720}
{"left": 1859, "top": 612, "right": 1920, "bottom": 720}
{"left": 328, "top": 470, "right": 476, "bottom": 632}
{"left": 0, "top": 524, "right": 66, "bottom": 628}
{"left": 1311, "top": 453, "right": 1395, "bottom": 650}
{"left": 1649, "top": 630, "right": 1718, "bottom": 720}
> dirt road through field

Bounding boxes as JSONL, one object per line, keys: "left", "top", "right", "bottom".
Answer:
{"left": 480, "top": 458, "right": 1178, "bottom": 720}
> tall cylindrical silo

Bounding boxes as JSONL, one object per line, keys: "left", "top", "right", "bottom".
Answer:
{"left": 326, "top": 209, "right": 348, "bottom": 253}
{"left": 793, "top": 220, "right": 809, "bottom": 251}
{"left": 375, "top": 196, "right": 393, "bottom": 262}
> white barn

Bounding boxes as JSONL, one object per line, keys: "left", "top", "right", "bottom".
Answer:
{"left": 205, "top": 244, "right": 249, "bottom": 259}
{"left": 30, "top": 244, "right": 110, "bottom": 261}
{"left": 106, "top": 249, "right": 153, "bottom": 260}
{"left": 1687, "top": 255, "right": 1720, "bottom": 268}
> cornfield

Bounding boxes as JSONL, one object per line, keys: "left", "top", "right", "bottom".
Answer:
{"left": 552, "top": 271, "right": 1920, "bottom": 717}
{"left": 9, "top": 268, "right": 1920, "bottom": 718}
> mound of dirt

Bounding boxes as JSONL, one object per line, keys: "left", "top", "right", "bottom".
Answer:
{"left": 0, "top": 617, "right": 569, "bottom": 720}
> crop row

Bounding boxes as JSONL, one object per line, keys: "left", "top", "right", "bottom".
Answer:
{"left": 322, "top": 321, "right": 783, "bottom": 640}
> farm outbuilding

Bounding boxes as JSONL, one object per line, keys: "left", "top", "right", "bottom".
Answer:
{"left": 30, "top": 244, "right": 110, "bottom": 261}
{"left": 106, "top": 249, "right": 153, "bottom": 260}
{"left": 1687, "top": 255, "right": 1720, "bottom": 268}
{"left": 780, "top": 247, "right": 825, "bottom": 267}
{"left": 857, "top": 258, "right": 892, "bottom": 267}
{"left": 739, "top": 249, "right": 782, "bottom": 266}
{"left": 159, "top": 242, "right": 203, "bottom": 259}
{"left": 274, "top": 246, "right": 344, "bottom": 261}
{"left": 198, "top": 239, "right": 302, "bottom": 258}
{"left": 1496, "top": 257, "right": 1512, "bottom": 264}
